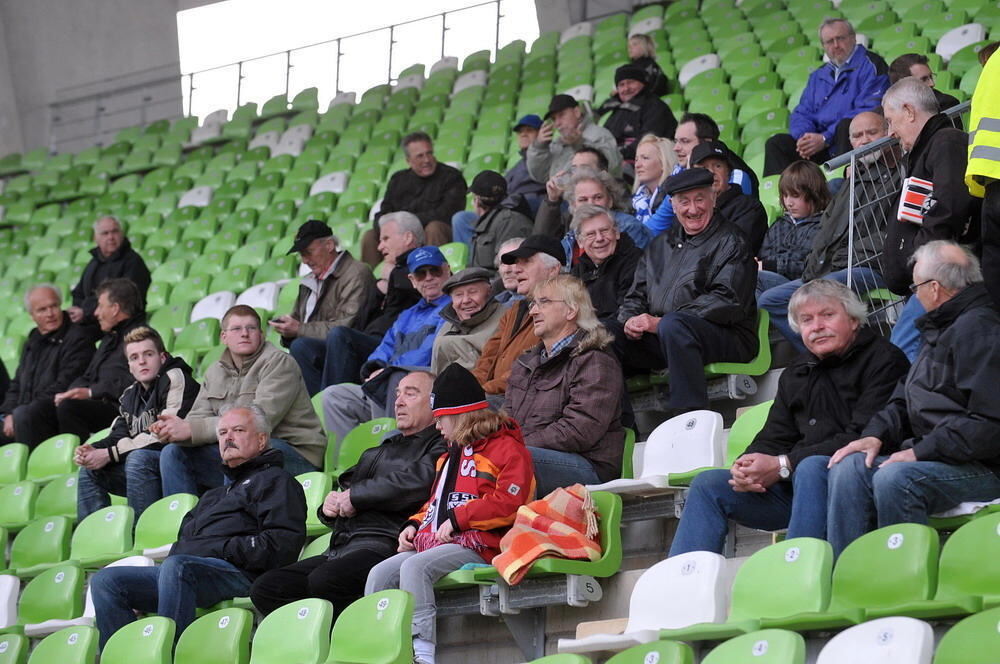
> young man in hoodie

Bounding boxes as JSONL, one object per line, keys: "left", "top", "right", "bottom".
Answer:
{"left": 74, "top": 326, "right": 199, "bottom": 521}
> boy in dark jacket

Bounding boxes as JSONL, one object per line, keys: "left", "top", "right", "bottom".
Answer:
{"left": 74, "top": 326, "right": 199, "bottom": 521}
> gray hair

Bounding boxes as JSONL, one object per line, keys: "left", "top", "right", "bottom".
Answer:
{"left": 494, "top": 236, "right": 524, "bottom": 269}
{"left": 23, "top": 283, "right": 62, "bottom": 311}
{"left": 564, "top": 167, "right": 625, "bottom": 211}
{"left": 217, "top": 403, "right": 271, "bottom": 439}
{"left": 570, "top": 203, "right": 618, "bottom": 234}
{"left": 788, "top": 280, "right": 869, "bottom": 334}
{"left": 818, "top": 18, "right": 854, "bottom": 39}
{"left": 883, "top": 77, "right": 940, "bottom": 114}
{"left": 535, "top": 251, "right": 564, "bottom": 272}
{"left": 93, "top": 215, "right": 122, "bottom": 232}
{"left": 911, "top": 240, "right": 982, "bottom": 291}
{"left": 378, "top": 211, "right": 426, "bottom": 245}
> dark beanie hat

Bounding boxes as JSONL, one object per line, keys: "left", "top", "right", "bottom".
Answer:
{"left": 615, "top": 63, "right": 647, "bottom": 85}
{"left": 431, "top": 363, "right": 489, "bottom": 417}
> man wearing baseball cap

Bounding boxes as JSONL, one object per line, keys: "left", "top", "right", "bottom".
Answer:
{"left": 273, "top": 220, "right": 380, "bottom": 395}
{"left": 689, "top": 142, "right": 768, "bottom": 255}
{"left": 615, "top": 168, "right": 758, "bottom": 413}
{"left": 321, "top": 246, "right": 452, "bottom": 441}
{"left": 527, "top": 94, "right": 621, "bottom": 183}
{"left": 596, "top": 63, "right": 677, "bottom": 163}
{"left": 430, "top": 268, "right": 504, "bottom": 374}
{"left": 472, "top": 235, "right": 565, "bottom": 403}
{"left": 461, "top": 170, "right": 534, "bottom": 271}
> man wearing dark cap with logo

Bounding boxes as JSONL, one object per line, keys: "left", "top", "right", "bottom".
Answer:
{"left": 472, "top": 235, "right": 565, "bottom": 403}
{"left": 596, "top": 63, "right": 678, "bottom": 163}
{"left": 690, "top": 143, "right": 769, "bottom": 255}
{"left": 321, "top": 246, "right": 452, "bottom": 442}
{"left": 615, "top": 168, "right": 758, "bottom": 413}
{"left": 527, "top": 94, "right": 622, "bottom": 183}
{"left": 431, "top": 268, "right": 504, "bottom": 374}
{"left": 462, "top": 170, "right": 534, "bottom": 272}
{"left": 273, "top": 220, "right": 380, "bottom": 395}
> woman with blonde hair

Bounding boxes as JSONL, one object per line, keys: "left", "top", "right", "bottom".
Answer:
{"left": 632, "top": 133, "right": 678, "bottom": 233}
{"left": 627, "top": 33, "right": 669, "bottom": 97}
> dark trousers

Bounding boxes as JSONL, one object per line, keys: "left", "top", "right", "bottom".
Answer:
{"left": 982, "top": 181, "right": 1000, "bottom": 307}
{"left": 762, "top": 119, "right": 853, "bottom": 177}
{"left": 56, "top": 398, "right": 119, "bottom": 441}
{"left": 2, "top": 400, "right": 60, "bottom": 447}
{"left": 249, "top": 537, "right": 396, "bottom": 616}
{"left": 610, "top": 312, "right": 757, "bottom": 411}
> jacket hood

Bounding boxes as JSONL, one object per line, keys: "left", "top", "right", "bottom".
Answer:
{"left": 162, "top": 353, "right": 195, "bottom": 376}
{"left": 916, "top": 283, "right": 994, "bottom": 340}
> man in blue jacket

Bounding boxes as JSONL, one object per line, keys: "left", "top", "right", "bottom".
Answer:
{"left": 763, "top": 19, "right": 888, "bottom": 176}
{"left": 320, "top": 246, "right": 452, "bottom": 441}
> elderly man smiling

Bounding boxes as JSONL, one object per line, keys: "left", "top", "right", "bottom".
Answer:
{"left": 430, "top": 268, "right": 504, "bottom": 374}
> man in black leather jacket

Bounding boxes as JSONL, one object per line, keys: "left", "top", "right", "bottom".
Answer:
{"left": 250, "top": 370, "right": 445, "bottom": 617}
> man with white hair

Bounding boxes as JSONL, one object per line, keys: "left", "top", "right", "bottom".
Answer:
{"left": 879, "top": 76, "right": 975, "bottom": 361}
{"left": 669, "top": 280, "right": 909, "bottom": 556}
{"left": 69, "top": 216, "right": 150, "bottom": 334}
{"left": 827, "top": 241, "right": 1000, "bottom": 555}
{"left": 90, "top": 404, "right": 306, "bottom": 647}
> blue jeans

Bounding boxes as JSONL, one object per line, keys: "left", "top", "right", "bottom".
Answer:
{"left": 269, "top": 439, "right": 320, "bottom": 476}
{"left": 888, "top": 295, "right": 925, "bottom": 362}
{"left": 755, "top": 269, "right": 789, "bottom": 297}
{"left": 77, "top": 448, "right": 162, "bottom": 522}
{"left": 668, "top": 455, "right": 830, "bottom": 556}
{"left": 827, "top": 452, "right": 1000, "bottom": 556}
{"left": 289, "top": 327, "right": 381, "bottom": 396}
{"left": 450, "top": 210, "right": 478, "bottom": 250}
{"left": 160, "top": 444, "right": 225, "bottom": 496}
{"left": 528, "top": 447, "right": 600, "bottom": 497}
{"left": 758, "top": 267, "right": 885, "bottom": 351}
{"left": 91, "top": 554, "right": 251, "bottom": 647}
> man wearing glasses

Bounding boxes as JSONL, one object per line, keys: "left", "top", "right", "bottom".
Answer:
{"left": 151, "top": 305, "right": 325, "bottom": 495}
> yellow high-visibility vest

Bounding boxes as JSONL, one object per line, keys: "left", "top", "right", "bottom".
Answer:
{"left": 967, "top": 54, "right": 1000, "bottom": 198}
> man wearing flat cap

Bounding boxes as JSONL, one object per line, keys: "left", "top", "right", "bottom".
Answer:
{"left": 596, "top": 63, "right": 678, "bottom": 163}
{"left": 431, "top": 268, "right": 504, "bottom": 374}
{"left": 464, "top": 170, "right": 534, "bottom": 272}
{"left": 615, "top": 168, "right": 758, "bottom": 413}
{"left": 273, "top": 220, "right": 380, "bottom": 396}
{"left": 689, "top": 142, "right": 769, "bottom": 256}
{"left": 527, "top": 94, "right": 622, "bottom": 183}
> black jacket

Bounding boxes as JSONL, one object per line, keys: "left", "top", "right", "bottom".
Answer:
{"left": 0, "top": 315, "right": 94, "bottom": 413}
{"left": 862, "top": 284, "right": 1000, "bottom": 476}
{"left": 716, "top": 184, "right": 768, "bottom": 257}
{"left": 321, "top": 424, "right": 445, "bottom": 549}
{"left": 470, "top": 202, "right": 534, "bottom": 271}
{"left": 71, "top": 238, "right": 151, "bottom": 319}
{"left": 759, "top": 212, "right": 823, "bottom": 281}
{"left": 881, "top": 113, "right": 976, "bottom": 294}
{"left": 364, "top": 248, "right": 421, "bottom": 338}
{"left": 170, "top": 448, "right": 306, "bottom": 579}
{"left": 619, "top": 212, "right": 757, "bottom": 341}
{"left": 597, "top": 89, "right": 677, "bottom": 161}
{"left": 92, "top": 355, "right": 200, "bottom": 463}
{"left": 69, "top": 315, "right": 146, "bottom": 403}
{"left": 375, "top": 163, "right": 468, "bottom": 228}
{"left": 631, "top": 56, "right": 670, "bottom": 98}
{"left": 745, "top": 328, "right": 909, "bottom": 468}
{"left": 571, "top": 232, "right": 642, "bottom": 319}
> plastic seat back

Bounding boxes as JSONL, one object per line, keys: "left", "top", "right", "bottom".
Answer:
{"left": 34, "top": 473, "right": 79, "bottom": 520}
{"left": 0, "top": 481, "right": 37, "bottom": 528}
{"left": 19, "top": 564, "right": 85, "bottom": 624}
{"left": 0, "top": 575, "right": 19, "bottom": 629}
{"left": 934, "top": 512, "right": 1000, "bottom": 606}
{"left": 817, "top": 616, "right": 933, "bottom": 664}
{"left": 332, "top": 418, "right": 395, "bottom": 478}
{"left": 725, "top": 401, "right": 773, "bottom": 466}
{"left": 933, "top": 606, "right": 1000, "bottom": 664}
{"left": 302, "top": 533, "right": 332, "bottom": 560}
{"left": 702, "top": 629, "right": 806, "bottom": 664}
{"left": 625, "top": 552, "right": 727, "bottom": 632}
{"left": 296, "top": 473, "right": 333, "bottom": 536}
{"left": 830, "top": 523, "right": 938, "bottom": 614}
{"left": 25, "top": 625, "right": 97, "bottom": 664}
{"left": 250, "top": 598, "right": 333, "bottom": 664}
{"left": 100, "top": 616, "right": 174, "bottom": 664}
{"left": 9, "top": 516, "right": 72, "bottom": 574}
{"left": 132, "top": 493, "right": 198, "bottom": 556}
{"left": 26, "top": 434, "right": 78, "bottom": 483}
{"left": 605, "top": 640, "right": 695, "bottom": 664}
{"left": 0, "top": 633, "right": 27, "bottom": 664}
{"left": 175, "top": 608, "right": 252, "bottom": 664}
{"left": 326, "top": 590, "right": 414, "bottom": 664}
{"left": 729, "top": 537, "right": 833, "bottom": 623}
{"left": 639, "top": 410, "right": 724, "bottom": 478}
{"left": 69, "top": 505, "right": 134, "bottom": 567}
{"left": 0, "top": 444, "right": 28, "bottom": 485}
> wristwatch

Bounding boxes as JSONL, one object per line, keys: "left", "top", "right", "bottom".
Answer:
{"left": 778, "top": 455, "right": 791, "bottom": 480}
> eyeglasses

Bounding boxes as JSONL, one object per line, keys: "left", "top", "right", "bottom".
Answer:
{"left": 527, "top": 297, "right": 566, "bottom": 309}
{"left": 580, "top": 227, "right": 615, "bottom": 242}
{"left": 225, "top": 325, "right": 260, "bottom": 334}
{"left": 909, "top": 279, "right": 936, "bottom": 294}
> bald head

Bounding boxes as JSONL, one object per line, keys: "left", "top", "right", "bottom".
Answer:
{"left": 849, "top": 112, "right": 888, "bottom": 149}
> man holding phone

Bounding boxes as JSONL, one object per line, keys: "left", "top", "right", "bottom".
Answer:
{"left": 527, "top": 94, "right": 622, "bottom": 183}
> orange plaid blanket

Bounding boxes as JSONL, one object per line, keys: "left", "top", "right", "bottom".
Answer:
{"left": 493, "top": 483, "right": 602, "bottom": 585}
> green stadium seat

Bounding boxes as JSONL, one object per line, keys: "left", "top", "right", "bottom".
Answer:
{"left": 204, "top": 228, "right": 245, "bottom": 254}
{"left": 604, "top": 641, "right": 694, "bottom": 664}
{"left": 128, "top": 494, "right": 197, "bottom": 560}
{"left": 255, "top": 255, "right": 300, "bottom": 283}
{"left": 99, "top": 616, "right": 173, "bottom": 664}
{"left": 24, "top": 624, "right": 94, "bottom": 663}
{"left": 705, "top": 309, "right": 772, "bottom": 377}
{"left": 439, "top": 242, "right": 469, "bottom": 272}
{"left": 210, "top": 266, "right": 253, "bottom": 293}
{"left": 933, "top": 606, "right": 1000, "bottom": 664}
{"left": 0, "top": 482, "right": 37, "bottom": 532}
{"left": 149, "top": 303, "right": 193, "bottom": 333}
{"left": 527, "top": 657, "right": 591, "bottom": 664}
{"left": 249, "top": 598, "right": 333, "bottom": 664}
{"left": 0, "top": 632, "right": 26, "bottom": 664}
{"left": 741, "top": 109, "right": 790, "bottom": 145}
{"left": 230, "top": 241, "right": 271, "bottom": 268}
{"left": 701, "top": 630, "right": 805, "bottom": 664}
{"left": 295, "top": 472, "right": 332, "bottom": 537}
{"left": 0, "top": 444, "right": 28, "bottom": 486}
{"left": 245, "top": 220, "right": 288, "bottom": 245}
{"left": 920, "top": 9, "right": 970, "bottom": 42}
{"left": 26, "top": 434, "right": 77, "bottom": 484}
{"left": 6, "top": 516, "right": 72, "bottom": 577}
{"left": 325, "top": 590, "right": 414, "bottom": 664}
{"left": 329, "top": 418, "right": 395, "bottom": 480}
{"left": 174, "top": 608, "right": 252, "bottom": 664}
{"left": 175, "top": 319, "right": 221, "bottom": 350}
{"left": 33, "top": 473, "right": 78, "bottom": 521}
{"left": 150, "top": 259, "right": 188, "bottom": 286}
{"left": 302, "top": 533, "right": 331, "bottom": 560}
{"left": 67, "top": 505, "right": 133, "bottom": 569}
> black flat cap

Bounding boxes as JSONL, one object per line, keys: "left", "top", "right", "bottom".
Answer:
{"left": 289, "top": 219, "right": 333, "bottom": 254}
{"left": 662, "top": 168, "right": 716, "bottom": 196}
{"left": 500, "top": 234, "right": 566, "bottom": 265}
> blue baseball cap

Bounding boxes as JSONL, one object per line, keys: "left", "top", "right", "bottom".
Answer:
{"left": 406, "top": 245, "right": 448, "bottom": 273}
{"left": 513, "top": 114, "right": 543, "bottom": 132}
